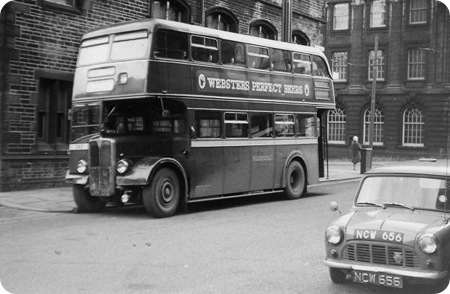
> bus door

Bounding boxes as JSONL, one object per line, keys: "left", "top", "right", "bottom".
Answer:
{"left": 189, "top": 111, "right": 224, "bottom": 198}
{"left": 249, "top": 113, "right": 275, "bottom": 191}
{"left": 223, "top": 113, "right": 251, "bottom": 194}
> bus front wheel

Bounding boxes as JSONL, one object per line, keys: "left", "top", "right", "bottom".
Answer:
{"left": 73, "top": 184, "right": 106, "bottom": 213}
{"left": 143, "top": 168, "right": 180, "bottom": 218}
{"left": 284, "top": 161, "right": 305, "bottom": 199}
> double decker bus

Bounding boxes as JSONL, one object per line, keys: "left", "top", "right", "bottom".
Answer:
{"left": 66, "top": 19, "right": 335, "bottom": 218}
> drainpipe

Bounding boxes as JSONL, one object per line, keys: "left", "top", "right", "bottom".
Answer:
{"left": 282, "top": 0, "right": 292, "bottom": 42}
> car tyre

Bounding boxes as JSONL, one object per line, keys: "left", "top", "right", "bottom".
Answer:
{"left": 284, "top": 161, "right": 305, "bottom": 199}
{"left": 143, "top": 168, "right": 180, "bottom": 218}
{"left": 329, "top": 268, "right": 347, "bottom": 284}
{"left": 73, "top": 184, "right": 106, "bottom": 213}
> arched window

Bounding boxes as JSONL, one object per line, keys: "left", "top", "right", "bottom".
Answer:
{"left": 151, "top": 0, "right": 189, "bottom": 23}
{"left": 327, "top": 108, "right": 346, "bottom": 144}
{"left": 249, "top": 20, "right": 277, "bottom": 40}
{"left": 292, "top": 30, "right": 310, "bottom": 46}
{"left": 403, "top": 107, "right": 424, "bottom": 147}
{"left": 206, "top": 7, "right": 238, "bottom": 32}
{"left": 363, "top": 107, "right": 384, "bottom": 145}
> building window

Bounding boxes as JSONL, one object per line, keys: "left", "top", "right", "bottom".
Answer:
{"left": 151, "top": 0, "right": 189, "bottom": 22}
{"left": 370, "top": 0, "right": 387, "bottom": 28}
{"left": 328, "top": 108, "right": 346, "bottom": 144}
{"left": 363, "top": 108, "right": 384, "bottom": 145}
{"left": 333, "top": 3, "right": 349, "bottom": 31}
{"left": 368, "top": 49, "right": 385, "bottom": 81}
{"left": 206, "top": 7, "right": 238, "bottom": 32}
{"left": 331, "top": 52, "right": 348, "bottom": 81}
{"left": 410, "top": 0, "right": 427, "bottom": 24}
{"left": 403, "top": 107, "right": 424, "bottom": 147}
{"left": 408, "top": 49, "right": 425, "bottom": 80}
{"left": 38, "top": 79, "right": 72, "bottom": 149}
{"left": 292, "top": 30, "right": 310, "bottom": 46}
{"left": 249, "top": 20, "right": 277, "bottom": 40}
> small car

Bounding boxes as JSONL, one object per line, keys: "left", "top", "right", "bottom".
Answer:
{"left": 324, "top": 160, "right": 450, "bottom": 292}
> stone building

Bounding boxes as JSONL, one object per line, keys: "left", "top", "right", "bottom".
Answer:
{"left": 325, "top": 0, "right": 450, "bottom": 160}
{"left": 0, "top": 0, "right": 326, "bottom": 191}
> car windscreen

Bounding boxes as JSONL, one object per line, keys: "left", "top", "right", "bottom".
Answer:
{"left": 356, "top": 176, "right": 449, "bottom": 211}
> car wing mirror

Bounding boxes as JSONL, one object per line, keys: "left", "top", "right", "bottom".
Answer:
{"left": 329, "top": 201, "right": 341, "bottom": 214}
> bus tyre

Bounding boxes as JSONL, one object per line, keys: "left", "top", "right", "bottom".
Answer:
{"left": 143, "top": 168, "right": 180, "bottom": 218}
{"left": 284, "top": 161, "right": 305, "bottom": 199}
{"left": 73, "top": 184, "right": 106, "bottom": 213}
{"left": 329, "top": 268, "right": 346, "bottom": 284}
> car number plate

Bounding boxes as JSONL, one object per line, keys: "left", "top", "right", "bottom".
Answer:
{"left": 353, "top": 271, "right": 403, "bottom": 288}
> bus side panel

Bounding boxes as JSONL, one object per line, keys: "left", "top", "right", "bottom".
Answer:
{"left": 273, "top": 140, "right": 319, "bottom": 187}
{"left": 189, "top": 144, "right": 224, "bottom": 198}
{"left": 148, "top": 61, "right": 192, "bottom": 94}
{"left": 223, "top": 143, "right": 251, "bottom": 194}
{"left": 250, "top": 142, "right": 276, "bottom": 191}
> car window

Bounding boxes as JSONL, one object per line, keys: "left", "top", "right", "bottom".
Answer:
{"left": 356, "top": 176, "right": 448, "bottom": 211}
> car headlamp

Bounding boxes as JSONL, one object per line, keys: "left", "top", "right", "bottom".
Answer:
{"left": 116, "top": 159, "right": 131, "bottom": 174}
{"left": 419, "top": 234, "right": 439, "bottom": 254}
{"left": 76, "top": 159, "right": 88, "bottom": 174}
{"left": 326, "top": 226, "right": 344, "bottom": 245}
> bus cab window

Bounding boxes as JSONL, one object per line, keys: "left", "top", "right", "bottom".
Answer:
{"left": 274, "top": 114, "right": 295, "bottom": 137}
{"left": 293, "top": 53, "right": 311, "bottom": 75}
{"left": 250, "top": 113, "right": 273, "bottom": 138}
{"left": 195, "top": 111, "right": 221, "bottom": 138}
{"left": 191, "top": 36, "right": 219, "bottom": 63}
{"left": 154, "top": 29, "right": 188, "bottom": 60}
{"left": 225, "top": 112, "right": 248, "bottom": 138}
{"left": 296, "top": 114, "right": 317, "bottom": 137}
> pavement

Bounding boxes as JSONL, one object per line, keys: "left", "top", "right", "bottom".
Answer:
{"left": 0, "top": 159, "right": 406, "bottom": 213}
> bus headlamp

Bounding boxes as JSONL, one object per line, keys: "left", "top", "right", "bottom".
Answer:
{"left": 76, "top": 159, "right": 88, "bottom": 174}
{"left": 116, "top": 159, "right": 131, "bottom": 174}
{"left": 419, "top": 234, "right": 439, "bottom": 254}
{"left": 326, "top": 226, "right": 343, "bottom": 245}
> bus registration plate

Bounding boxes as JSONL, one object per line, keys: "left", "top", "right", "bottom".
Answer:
{"left": 353, "top": 271, "right": 403, "bottom": 288}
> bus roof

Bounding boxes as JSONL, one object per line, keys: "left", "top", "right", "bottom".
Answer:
{"left": 82, "top": 18, "right": 327, "bottom": 59}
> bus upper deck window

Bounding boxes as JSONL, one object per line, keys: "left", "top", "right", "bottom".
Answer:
{"left": 293, "top": 53, "right": 311, "bottom": 75}
{"left": 78, "top": 36, "right": 109, "bottom": 66}
{"left": 111, "top": 30, "right": 149, "bottom": 61}
{"left": 191, "top": 36, "right": 219, "bottom": 63}
{"left": 248, "top": 46, "right": 269, "bottom": 70}
{"left": 154, "top": 29, "right": 188, "bottom": 60}
{"left": 312, "top": 55, "right": 330, "bottom": 78}
{"left": 221, "top": 40, "right": 245, "bottom": 67}
{"left": 270, "top": 49, "right": 291, "bottom": 72}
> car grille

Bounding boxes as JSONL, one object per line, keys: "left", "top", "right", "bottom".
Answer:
{"left": 343, "top": 243, "right": 420, "bottom": 268}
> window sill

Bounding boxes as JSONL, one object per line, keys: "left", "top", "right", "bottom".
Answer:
{"left": 42, "top": 0, "right": 81, "bottom": 13}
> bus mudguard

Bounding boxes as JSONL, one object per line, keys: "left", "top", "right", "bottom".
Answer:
{"left": 281, "top": 151, "right": 309, "bottom": 188}
{"left": 116, "top": 157, "right": 188, "bottom": 189}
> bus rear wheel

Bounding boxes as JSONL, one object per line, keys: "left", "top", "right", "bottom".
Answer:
{"left": 284, "top": 161, "right": 305, "bottom": 199}
{"left": 143, "top": 168, "right": 180, "bottom": 218}
{"left": 73, "top": 184, "right": 106, "bottom": 213}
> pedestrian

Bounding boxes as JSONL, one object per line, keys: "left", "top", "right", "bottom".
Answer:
{"left": 350, "top": 136, "right": 362, "bottom": 170}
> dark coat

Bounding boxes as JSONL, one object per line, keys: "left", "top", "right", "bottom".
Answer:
{"left": 350, "top": 140, "right": 362, "bottom": 164}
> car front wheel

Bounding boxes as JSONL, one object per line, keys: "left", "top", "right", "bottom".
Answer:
{"left": 329, "top": 267, "right": 347, "bottom": 284}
